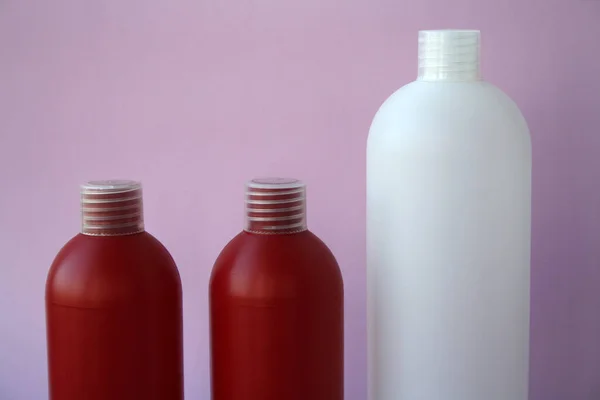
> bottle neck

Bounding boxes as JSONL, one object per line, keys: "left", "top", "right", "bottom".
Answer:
{"left": 244, "top": 178, "right": 307, "bottom": 235}
{"left": 417, "top": 30, "right": 481, "bottom": 82}
{"left": 80, "top": 180, "right": 145, "bottom": 236}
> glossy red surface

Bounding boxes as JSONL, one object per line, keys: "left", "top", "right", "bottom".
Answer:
{"left": 46, "top": 233, "right": 184, "bottom": 400}
{"left": 210, "top": 230, "right": 344, "bottom": 400}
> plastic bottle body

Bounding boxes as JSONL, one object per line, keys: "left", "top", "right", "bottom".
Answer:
{"left": 209, "top": 231, "right": 344, "bottom": 400}
{"left": 46, "top": 233, "right": 184, "bottom": 400}
{"left": 367, "top": 80, "right": 531, "bottom": 399}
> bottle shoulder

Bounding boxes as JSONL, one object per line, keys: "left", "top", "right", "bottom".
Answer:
{"left": 49, "top": 232, "right": 176, "bottom": 267}
{"left": 47, "top": 232, "right": 181, "bottom": 307}
{"left": 368, "top": 80, "right": 530, "bottom": 147}
{"left": 378, "top": 80, "right": 516, "bottom": 107}
{"left": 210, "top": 231, "right": 343, "bottom": 299}
{"left": 212, "top": 231, "right": 339, "bottom": 270}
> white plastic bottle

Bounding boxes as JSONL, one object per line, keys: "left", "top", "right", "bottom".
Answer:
{"left": 367, "top": 30, "right": 531, "bottom": 400}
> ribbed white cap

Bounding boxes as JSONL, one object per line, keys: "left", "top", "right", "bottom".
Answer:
{"left": 244, "top": 178, "right": 307, "bottom": 234}
{"left": 418, "top": 30, "right": 481, "bottom": 82}
{"left": 80, "top": 180, "right": 145, "bottom": 236}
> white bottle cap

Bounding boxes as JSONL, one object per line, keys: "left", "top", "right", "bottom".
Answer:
{"left": 244, "top": 178, "right": 307, "bottom": 234}
{"left": 417, "top": 29, "right": 481, "bottom": 82}
{"left": 80, "top": 180, "right": 145, "bottom": 236}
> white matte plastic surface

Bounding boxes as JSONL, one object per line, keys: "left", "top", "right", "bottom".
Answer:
{"left": 367, "top": 30, "right": 531, "bottom": 400}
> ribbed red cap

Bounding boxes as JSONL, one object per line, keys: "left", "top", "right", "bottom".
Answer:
{"left": 80, "top": 180, "right": 144, "bottom": 236}
{"left": 244, "top": 178, "right": 307, "bottom": 234}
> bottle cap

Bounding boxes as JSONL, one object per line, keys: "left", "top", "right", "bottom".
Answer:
{"left": 80, "top": 180, "right": 145, "bottom": 236}
{"left": 418, "top": 29, "right": 481, "bottom": 82}
{"left": 244, "top": 178, "right": 307, "bottom": 234}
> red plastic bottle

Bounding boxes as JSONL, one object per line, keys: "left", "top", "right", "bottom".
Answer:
{"left": 45, "top": 180, "right": 184, "bottom": 400}
{"left": 209, "top": 178, "right": 344, "bottom": 400}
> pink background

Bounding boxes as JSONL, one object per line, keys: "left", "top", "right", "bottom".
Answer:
{"left": 1, "top": 0, "right": 599, "bottom": 399}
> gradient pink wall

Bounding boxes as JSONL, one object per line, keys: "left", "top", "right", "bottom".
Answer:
{"left": 1, "top": 0, "right": 599, "bottom": 399}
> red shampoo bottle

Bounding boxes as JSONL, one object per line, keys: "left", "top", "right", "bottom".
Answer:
{"left": 45, "top": 180, "right": 184, "bottom": 400}
{"left": 210, "top": 178, "right": 344, "bottom": 400}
